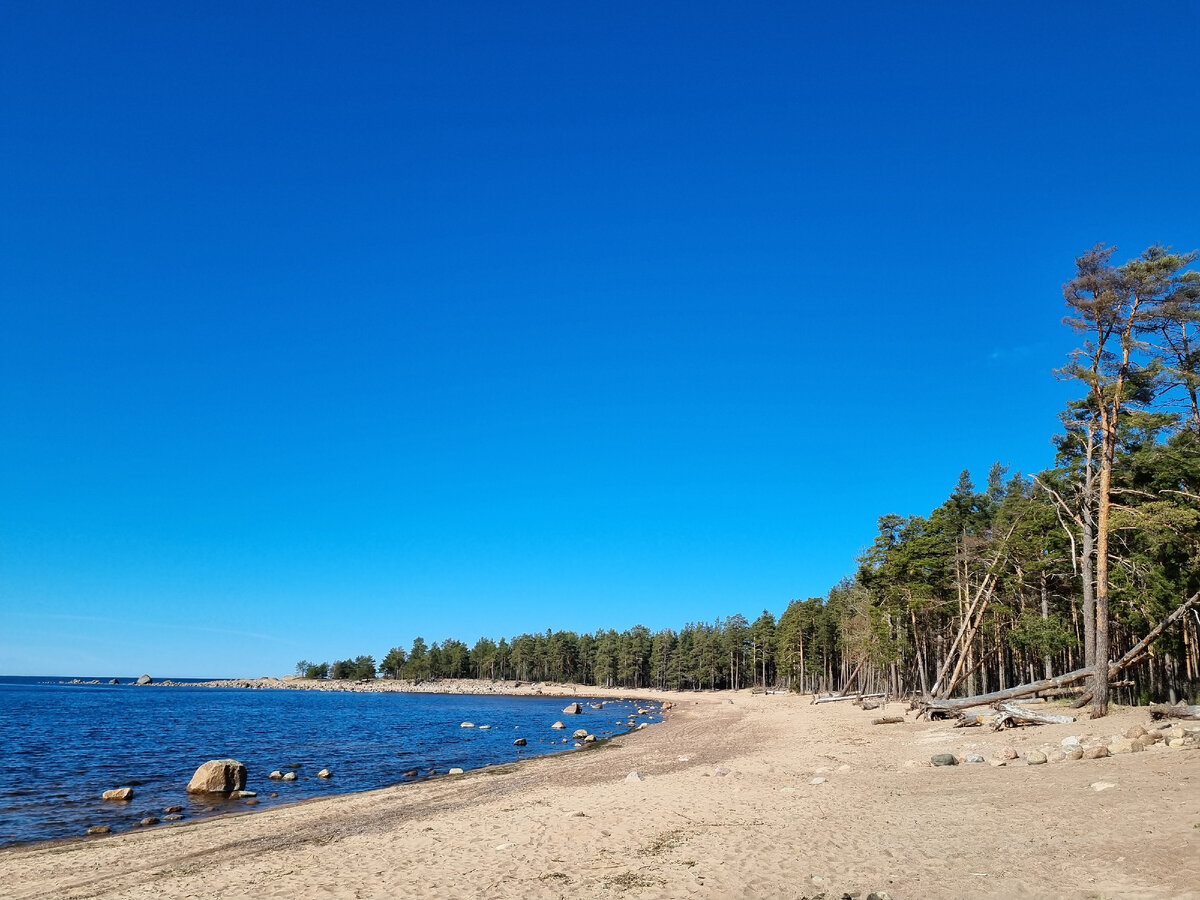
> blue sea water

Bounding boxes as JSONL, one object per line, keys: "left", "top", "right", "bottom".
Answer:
{"left": 0, "top": 677, "right": 660, "bottom": 847}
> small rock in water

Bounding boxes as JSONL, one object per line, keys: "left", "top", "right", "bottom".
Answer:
{"left": 136, "top": 674, "right": 152, "bottom": 685}
{"left": 626, "top": 771, "right": 644, "bottom": 782}
{"left": 572, "top": 729, "right": 589, "bottom": 739}
{"left": 403, "top": 769, "right": 419, "bottom": 777}
{"left": 513, "top": 738, "right": 527, "bottom": 746}
{"left": 163, "top": 814, "right": 184, "bottom": 821}
{"left": 930, "top": 753, "right": 958, "bottom": 767}
{"left": 448, "top": 767, "right": 464, "bottom": 775}
{"left": 550, "top": 721, "right": 565, "bottom": 729}
{"left": 563, "top": 702, "right": 582, "bottom": 715}
{"left": 139, "top": 817, "right": 159, "bottom": 826}
{"left": 1091, "top": 781, "right": 1116, "bottom": 792}
{"left": 584, "top": 734, "right": 597, "bottom": 743}
{"left": 1025, "top": 750, "right": 1047, "bottom": 765}
{"left": 317, "top": 769, "right": 332, "bottom": 778}
{"left": 244, "top": 798, "right": 260, "bottom": 805}
{"left": 102, "top": 788, "right": 133, "bottom": 801}
{"left": 461, "top": 722, "right": 475, "bottom": 728}
{"left": 232, "top": 790, "right": 257, "bottom": 798}
{"left": 478, "top": 724, "right": 491, "bottom": 730}
{"left": 87, "top": 825, "right": 111, "bottom": 835}
{"left": 282, "top": 772, "right": 298, "bottom": 781}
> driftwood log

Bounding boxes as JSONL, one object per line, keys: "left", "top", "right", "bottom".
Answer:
{"left": 1148, "top": 703, "right": 1200, "bottom": 721}
{"left": 994, "top": 701, "right": 1075, "bottom": 728}
{"left": 872, "top": 716, "right": 905, "bottom": 725}
{"left": 813, "top": 692, "right": 886, "bottom": 705}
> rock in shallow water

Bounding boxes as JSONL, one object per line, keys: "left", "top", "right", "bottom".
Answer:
{"left": 102, "top": 788, "right": 133, "bottom": 801}
{"left": 186, "top": 759, "right": 247, "bottom": 794}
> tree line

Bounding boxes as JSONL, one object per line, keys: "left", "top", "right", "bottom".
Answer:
{"left": 298, "top": 244, "right": 1200, "bottom": 716}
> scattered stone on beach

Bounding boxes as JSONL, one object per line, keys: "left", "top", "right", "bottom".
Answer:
{"left": 1065, "top": 749, "right": 1084, "bottom": 760}
{"left": 187, "top": 759, "right": 247, "bottom": 794}
{"left": 317, "top": 769, "right": 332, "bottom": 778}
{"left": 163, "top": 814, "right": 183, "bottom": 821}
{"left": 1062, "top": 736, "right": 1082, "bottom": 753}
{"left": 102, "top": 787, "right": 133, "bottom": 801}
{"left": 714, "top": 767, "right": 732, "bottom": 777}
{"left": 964, "top": 754, "right": 985, "bottom": 764}
{"left": 1124, "top": 725, "right": 1147, "bottom": 739}
{"left": 1025, "top": 750, "right": 1048, "bottom": 765}
{"left": 1142, "top": 730, "right": 1163, "bottom": 745}
{"left": 87, "top": 825, "right": 111, "bottom": 835}
{"left": 460, "top": 722, "right": 475, "bottom": 728}
{"left": 1169, "top": 738, "right": 1186, "bottom": 748}
{"left": 625, "top": 771, "right": 643, "bottom": 782}
{"left": 810, "top": 776, "right": 827, "bottom": 784}
{"left": 514, "top": 738, "right": 527, "bottom": 746}
{"left": 551, "top": 721, "right": 565, "bottom": 729}
{"left": 282, "top": 772, "right": 298, "bottom": 782}
{"left": 448, "top": 767, "right": 464, "bottom": 775}
{"left": 573, "top": 729, "right": 589, "bottom": 739}
{"left": 139, "top": 817, "right": 159, "bottom": 826}
{"left": 1048, "top": 750, "right": 1066, "bottom": 763}
{"left": 677, "top": 755, "right": 690, "bottom": 762}
{"left": 996, "top": 747, "right": 1018, "bottom": 761}
{"left": 1091, "top": 781, "right": 1116, "bottom": 792}
{"left": 563, "top": 702, "right": 582, "bottom": 715}
{"left": 931, "top": 753, "right": 958, "bottom": 767}
{"left": 1084, "top": 746, "right": 1109, "bottom": 759}
{"left": 725, "top": 699, "right": 734, "bottom": 704}
{"left": 136, "top": 674, "right": 152, "bottom": 685}
{"left": 1108, "top": 739, "right": 1142, "bottom": 755}
{"left": 661, "top": 700, "right": 673, "bottom": 710}
{"left": 268, "top": 770, "right": 283, "bottom": 780}
{"left": 866, "top": 892, "right": 894, "bottom": 900}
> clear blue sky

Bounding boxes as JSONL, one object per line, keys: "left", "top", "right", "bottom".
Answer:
{"left": 2, "top": 2, "right": 1197, "bottom": 677}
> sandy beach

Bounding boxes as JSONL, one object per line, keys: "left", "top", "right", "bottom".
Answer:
{"left": 3, "top": 687, "right": 1198, "bottom": 900}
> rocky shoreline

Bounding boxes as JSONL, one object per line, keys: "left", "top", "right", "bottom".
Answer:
{"left": 142, "top": 674, "right": 652, "bottom": 698}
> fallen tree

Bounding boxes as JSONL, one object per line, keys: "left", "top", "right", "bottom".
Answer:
{"left": 918, "top": 589, "right": 1199, "bottom": 717}
{"left": 1148, "top": 703, "right": 1200, "bottom": 721}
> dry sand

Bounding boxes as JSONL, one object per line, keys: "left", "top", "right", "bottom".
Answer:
{"left": 3, "top": 689, "right": 1198, "bottom": 900}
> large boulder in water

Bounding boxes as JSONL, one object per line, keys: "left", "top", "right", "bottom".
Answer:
{"left": 186, "top": 759, "right": 247, "bottom": 794}
{"left": 136, "top": 674, "right": 152, "bottom": 685}
{"left": 562, "top": 702, "right": 582, "bottom": 714}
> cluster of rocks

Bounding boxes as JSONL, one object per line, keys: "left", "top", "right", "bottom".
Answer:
{"left": 927, "top": 721, "right": 1199, "bottom": 768}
